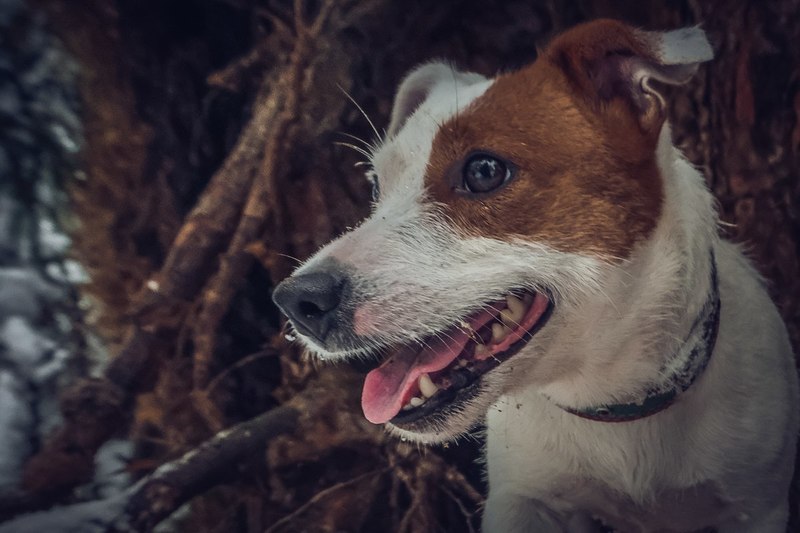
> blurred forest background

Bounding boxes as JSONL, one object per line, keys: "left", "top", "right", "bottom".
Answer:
{"left": 0, "top": 0, "right": 798, "bottom": 531}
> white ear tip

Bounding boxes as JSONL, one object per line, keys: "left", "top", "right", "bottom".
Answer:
{"left": 650, "top": 26, "right": 714, "bottom": 65}
{"left": 387, "top": 62, "right": 453, "bottom": 137}
{"left": 387, "top": 61, "right": 485, "bottom": 138}
{"left": 401, "top": 62, "right": 455, "bottom": 88}
{"left": 397, "top": 61, "right": 485, "bottom": 94}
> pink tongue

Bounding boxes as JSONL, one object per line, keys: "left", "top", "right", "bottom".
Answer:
{"left": 361, "top": 307, "right": 500, "bottom": 424}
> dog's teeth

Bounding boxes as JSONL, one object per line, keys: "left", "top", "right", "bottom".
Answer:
{"left": 506, "top": 295, "right": 527, "bottom": 319}
{"left": 418, "top": 373, "right": 438, "bottom": 398}
{"left": 409, "top": 396, "right": 425, "bottom": 407}
{"left": 475, "top": 343, "right": 490, "bottom": 357}
{"left": 492, "top": 322, "right": 510, "bottom": 343}
{"left": 500, "top": 309, "right": 518, "bottom": 327}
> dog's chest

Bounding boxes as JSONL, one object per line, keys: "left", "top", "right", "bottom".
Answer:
{"left": 486, "top": 397, "right": 730, "bottom": 531}
{"left": 564, "top": 478, "right": 726, "bottom": 532}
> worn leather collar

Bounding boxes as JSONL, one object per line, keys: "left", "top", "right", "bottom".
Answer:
{"left": 560, "top": 250, "right": 720, "bottom": 423}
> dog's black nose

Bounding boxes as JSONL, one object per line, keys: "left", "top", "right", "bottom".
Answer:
{"left": 272, "top": 271, "right": 346, "bottom": 341}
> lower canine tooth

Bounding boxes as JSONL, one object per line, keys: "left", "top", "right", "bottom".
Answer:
{"left": 419, "top": 373, "right": 438, "bottom": 398}
{"left": 475, "top": 343, "right": 490, "bottom": 356}
{"left": 492, "top": 322, "right": 510, "bottom": 343}
{"left": 409, "top": 396, "right": 424, "bottom": 407}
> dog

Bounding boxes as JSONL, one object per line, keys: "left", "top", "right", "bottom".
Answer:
{"left": 272, "top": 19, "right": 799, "bottom": 532}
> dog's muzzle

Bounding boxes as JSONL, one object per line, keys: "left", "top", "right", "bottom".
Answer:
{"left": 273, "top": 260, "right": 554, "bottom": 431}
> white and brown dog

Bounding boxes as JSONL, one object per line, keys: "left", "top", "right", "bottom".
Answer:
{"left": 273, "top": 20, "right": 799, "bottom": 532}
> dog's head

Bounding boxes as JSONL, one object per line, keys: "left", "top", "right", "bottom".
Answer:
{"left": 273, "top": 20, "right": 712, "bottom": 443}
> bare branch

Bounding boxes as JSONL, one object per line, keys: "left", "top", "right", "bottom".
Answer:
{"left": 125, "top": 405, "right": 300, "bottom": 532}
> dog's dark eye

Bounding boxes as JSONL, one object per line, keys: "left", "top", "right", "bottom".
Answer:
{"left": 463, "top": 154, "right": 511, "bottom": 193}
{"left": 366, "top": 170, "right": 380, "bottom": 202}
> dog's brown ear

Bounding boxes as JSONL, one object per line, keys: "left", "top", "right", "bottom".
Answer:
{"left": 547, "top": 19, "right": 712, "bottom": 134}
{"left": 387, "top": 62, "right": 485, "bottom": 138}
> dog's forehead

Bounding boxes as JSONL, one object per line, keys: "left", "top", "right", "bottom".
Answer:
{"left": 372, "top": 78, "right": 494, "bottom": 199}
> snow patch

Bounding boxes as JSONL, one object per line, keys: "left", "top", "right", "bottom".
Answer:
{"left": 0, "top": 370, "right": 34, "bottom": 489}
{"left": 0, "top": 316, "right": 56, "bottom": 369}
{"left": 0, "top": 492, "right": 129, "bottom": 533}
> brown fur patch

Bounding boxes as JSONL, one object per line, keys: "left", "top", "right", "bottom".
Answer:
{"left": 426, "top": 20, "right": 664, "bottom": 258}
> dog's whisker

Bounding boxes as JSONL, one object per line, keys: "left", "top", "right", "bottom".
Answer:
{"left": 337, "top": 131, "right": 378, "bottom": 154}
{"left": 337, "top": 83, "right": 382, "bottom": 142}
{"left": 333, "top": 141, "right": 373, "bottom": 159}
{"left": 275, "top": 252, "right": 303, "bottom": 265}
{"left": 592, "top": 284, "right": 621, "bottom": 316}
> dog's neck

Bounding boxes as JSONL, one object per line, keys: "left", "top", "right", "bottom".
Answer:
{"left": 558, "top": 250, "right": 720, "bottom": 421}
{"left": 534, "top": 126, "right": 720, "bottom": 409}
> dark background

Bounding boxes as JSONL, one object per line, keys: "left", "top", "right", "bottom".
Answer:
{"left": 2, "top": 0, "right": 798, "bottom": 531}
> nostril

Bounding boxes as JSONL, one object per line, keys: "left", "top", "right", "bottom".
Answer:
{"left": 299, "top": 300, "right": 325, "bottom": 318}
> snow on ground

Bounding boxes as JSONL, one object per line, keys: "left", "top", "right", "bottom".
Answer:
{"left": 87, "top": 440, "right": 135, "bottom": 501}
{"left": 0, "top": 0, "right": 135, "bottom": 528}
{"left": 0, "top": 370, "right": 34, "bottom": 488}
{"left": 0, "top": 492, "right": 130, "bottom": 533}
{"left": 0, "top": 0, "right": 84, "bottom": 494}
{"left": 0, "top": 440, "right": 135, "bottom": 532}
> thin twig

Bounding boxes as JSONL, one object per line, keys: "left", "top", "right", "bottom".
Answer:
{"left": 443, "top": 464, "right": 484, "bottom": 505}
{"left": 206, "top": 348, "right": 277, "bottom": 395}
{"left": 442, "top": 486, "right": 477, "bottom": 533}
{"left": 264, "top": 467, "right": 390, "bottom": 533}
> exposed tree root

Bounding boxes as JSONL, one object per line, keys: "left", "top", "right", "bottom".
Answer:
{"left": 125, "top": 405, "right": 300, "bottom": 531}
{"left": 192, "top": 0, "right": 338, "bottom": 397}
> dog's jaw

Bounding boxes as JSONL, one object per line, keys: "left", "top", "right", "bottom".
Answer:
{"left": 295, "top": 225, "right": 608, "bottom": 442}
{"left": 385, "top": 380, "right": 491, "bottom": 444}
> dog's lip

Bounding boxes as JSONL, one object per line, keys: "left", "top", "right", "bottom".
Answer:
{"left": 361, "top": 291, "right": 553, "bottom": 425}
{"left": 389, "top": 296, "right": 554, "bottom": 427}
{"left": 360, "top": 303, "right": 503, "bottom": 424}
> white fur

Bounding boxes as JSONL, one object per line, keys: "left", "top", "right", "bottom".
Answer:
{"left": 286, "top": 28, "right": 798, "bottom": 533}
{"left": 483, "top": 130, "right": 798, "bottom": 532}
{"left": 647, "top": 26, "right": 714, "bottom": 65}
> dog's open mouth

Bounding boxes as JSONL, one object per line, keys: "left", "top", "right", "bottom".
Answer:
{"left": 361, "top": 291, "right": 553, "bottom": 426}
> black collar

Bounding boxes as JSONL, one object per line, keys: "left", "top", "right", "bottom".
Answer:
{"left": 560, "top": 250, "right": 720, "bottom": 423}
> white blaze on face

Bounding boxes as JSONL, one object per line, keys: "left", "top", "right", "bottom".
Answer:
{"left": 292, "top": 64, "right": 606, "bottom": 361}
{"left": 295, "top": 68, "right": 497, "bottom": 347}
